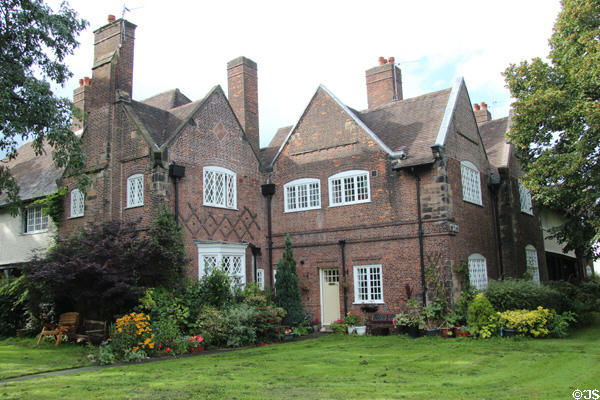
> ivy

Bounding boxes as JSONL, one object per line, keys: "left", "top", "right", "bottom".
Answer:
{"left": 32, "top": 186, "right": 67, "bottom": 227}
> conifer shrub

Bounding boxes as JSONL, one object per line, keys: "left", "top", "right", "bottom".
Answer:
{"left": 274, "top": 234, "right": 303, "bottom": 327}
{"left": 467, "top": 294, "right": 499, "bottom": 338}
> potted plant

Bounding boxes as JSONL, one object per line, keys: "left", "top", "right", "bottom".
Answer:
{"left": 343, "top": 312, "right": 366, "bottom": 335}
{"left": 283, "top": 328, "right": 295, "bottom": 341}
{"left": 330, "top": 319, "right": 346, "bottom": 334}
{"left": 440, "top": 316, "right": 455, "bottom": 338}
{"left": 405, "top": 299, "right": 424, "bottom": 338}
{"left": 393, "top": 312, "right": 410, "bottom": 334}
{"left": 311, "top": 318, "right": 320, "bottom": 333}
{"left": 422, "top": 303, "right": 441, "bottom": 336}
{"left": 188, "top": 335, "right": 205, "bottom": 353}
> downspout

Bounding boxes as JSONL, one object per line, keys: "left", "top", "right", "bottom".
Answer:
{"left": 339, "top": 240, "right": 348, "bottom": 316}
{"left": 261, "top": 183, "right": 276, "bottom": 288}
{"left": 413, "top": 168, "right": 427, "bottom": 305}
{"left": 168, "top": 163, "right": 185, "bottom": 225}
{"left": 490, "top": 183, "right": 504, "bottom": 279}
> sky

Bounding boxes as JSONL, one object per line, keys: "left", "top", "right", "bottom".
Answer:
{"left": 47, "top": 0, "right": 563, "bottom": 149}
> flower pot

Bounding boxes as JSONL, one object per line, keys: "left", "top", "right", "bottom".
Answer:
{"left": 350, "top": 326, "right": 366, "bottom": 336}
{"left": 312, "top": 325, "right": 319, "bottom": 333}
{"left": 347, "top": 326, "right": 356, "bottom": 334}
{"left": 283, "top": 333, "right": 295, "bottom": 341}
{"left": 396, "top": 325, "right": 407, "bottom": 335}
{"left": 500, "top": 327, "right": 518, "bottom": 337}
{"left": 440, "top": 328, "right": 454, "bottom": 338}
{"left": 190, "top": 344, "right": 205, "bottom": 353}
{"left": 453, "top": 327, "right": 469, "bottom": 337}
{"left": 406, "top": 326, "right": 421, "bottom": 338}
{"left": 424, "top": 328, "right": 440, "bottom": 337}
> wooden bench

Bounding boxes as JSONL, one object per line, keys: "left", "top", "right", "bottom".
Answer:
{"left": 74, "top": 320, "right": 108, "bottom": 345}
{"left": 367, "top": 313, "right": 396, "bottom": 336}
{"left": 37, "top": 312, "right": 80, "bottom": 346}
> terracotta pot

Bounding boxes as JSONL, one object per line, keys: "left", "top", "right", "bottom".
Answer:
{"left": 440, "top": 327, "right": 454, "bottom": 338}
{"left": 190, "top": 344, "right": 205, "bottom": 353}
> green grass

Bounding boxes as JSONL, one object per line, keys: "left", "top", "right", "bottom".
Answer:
{"left": 0, "top": 337, "right": 91, "bottom": 380}
{"left": 1, "top": 325, "right": 599, "bottom": 399}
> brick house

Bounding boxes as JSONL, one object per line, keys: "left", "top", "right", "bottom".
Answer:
{"left": 55, "top": 17, "right": 556, "bottom": 326}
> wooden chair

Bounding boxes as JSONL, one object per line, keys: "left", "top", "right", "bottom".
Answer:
{"left": 74, "top": 320, "right": 108, "bottom": 345}
{"left": 37, "top": 312, "right": 80, "bottom": 346}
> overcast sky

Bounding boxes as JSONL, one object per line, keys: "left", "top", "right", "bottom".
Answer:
{"left": 49, "top": 0, "right": 562, "bottom": 149}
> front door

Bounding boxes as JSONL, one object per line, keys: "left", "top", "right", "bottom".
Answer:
{"left": 320, "top": 268, "right": 341, "bottom": 326}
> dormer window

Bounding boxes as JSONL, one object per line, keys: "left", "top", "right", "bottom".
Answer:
{"left": 284, "top": 178, "right": 320, "bottom": 212}
{"left": 328, "top": 170, "right": 370, "bottom": 207}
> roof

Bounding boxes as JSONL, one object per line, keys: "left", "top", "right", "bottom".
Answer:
{"left": 270, "top": 81, "right": 459, "bottom": 168}
{"left": 141, "top": 89, "right": 191, "bottom": 110}
{"left": 479, "top": 116, "right": 510, "bottom": 168}
{"left": 355, "top": 88, "right": 452, "bottom": 166}
{"left": 260, "top": 126, "right": 292, "bottom": 166}
{"left": 0, "top": 141, "right": 62, "bottom": 206}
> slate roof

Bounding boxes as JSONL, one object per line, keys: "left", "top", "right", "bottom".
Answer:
{"left": 355, "top": 88, "right": 452, "bottom": 166}
{"left": 260, "top": 126, "right": 292, "bottom": 166}
{"left": 0, "top": 141, "right": 62, "bottom": 206}
{"left": 141, "top": 89, "right": 191, "bottom": 110}
{"left": 479, "top": 116, "right": 510, "bottom": 168}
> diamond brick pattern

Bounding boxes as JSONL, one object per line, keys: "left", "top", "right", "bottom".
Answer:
{"left": 181, "top": 202, "right": 260, "bottom": 241}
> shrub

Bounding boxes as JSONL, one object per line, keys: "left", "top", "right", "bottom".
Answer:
{"left": 0, "top": 275, "right": 29, "bottom": 337}
{"left": 548, "top": 311, "right": 578, "bottom": 338}
{"left": 497, "top": 307, "right": 553, "bottom": 337}
{"left": 255, "top": 304, "right": 286, "bottom": 343}
{"left": 109, "top": 312, "right": 155, "bottom": 360}
{"left": 196, "top": 306, "right": 227, "bottom": 348}
{"left": 467, "top": 294, "right": 499, "bottom": 338}
{"left": 224, "top": 303, "right": 258, "bottom": 348}
{"left": 484, "top": 279, "right": 570, "bottom": 313}
{"left": 274, "top": 234, "right": 303, "bottom": 327}
{"left": 25, "top": 215, "right": 186, "bottom": 320}
{"left": 152, "top": 317, "right": 183, "bottom": 354}
{"left": 330, "top": 319, "right": 347, "bottom": 334}
{"left": 199, "top": 268, "right": 234, "bottom": 308}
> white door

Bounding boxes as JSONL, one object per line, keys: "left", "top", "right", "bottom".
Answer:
{"left": 320, "top": 269, "right": 341, "bottom": 326}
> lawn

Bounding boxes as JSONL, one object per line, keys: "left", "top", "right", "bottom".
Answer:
{"left": 1, "top": 324, "right": 599, "bottom": 399}
{"left": 0, "top": 337, "right": 91, "bottom": 380}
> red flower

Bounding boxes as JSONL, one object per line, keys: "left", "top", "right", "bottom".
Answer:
{"left": 158, "top": 344, "right": 162, "bottom": 349}
{"left": 166, "top": 347, "right": 171, "bottom": 353}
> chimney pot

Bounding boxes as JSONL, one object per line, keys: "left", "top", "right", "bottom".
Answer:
{"left": 108, "top": 15, "right": 116, "bottom": 23}
{"left": 79, "top": 78, "right": 84, "bottom": 87}
{"left": 473, "top": 103, "right": 480, "bottom": 111}
{"left": 480, "top": 102, "right": 487, "bottom": 110}
{"left": 84, "top": 77, "right": 91, "bottom": 86}
{"left": 378, "top": 56, "right": 386, "bottom": 65}
{"left": 388, "top": 57, "right": 395, "bottom": 64}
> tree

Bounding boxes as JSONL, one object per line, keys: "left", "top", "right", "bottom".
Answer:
{"left": 504, "top": 0, "right": 600, "bottom": 268}
{"left": 25, "top": 214, "right": 187, "bottom": 320}
{"left": 0, "top": 0, "right": 88, "bottom": 214}
{"left": 274, "top": 234, "right": 303, "bottom": 326}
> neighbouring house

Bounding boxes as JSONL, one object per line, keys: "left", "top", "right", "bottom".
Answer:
{"left": 5, "top": 15, "right": 591, "bottom": 326}
{"left": 0, "top": 141, "right": 62, "bottom": 276}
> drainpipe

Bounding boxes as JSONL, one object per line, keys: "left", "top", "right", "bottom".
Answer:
{"left": 339, "top": 240, "right": 348, "bottom": 316}
{"left": 490, "top": 183, "right": 504, "bottom": 279}
{"left": 261, "top": 183, "right": 276, "bottom": 288}
{"left": 168, "top": 163, "right": 185, "bottom": 224}
{"left": 413, "top": 168, "right": 427, "bottom": 305}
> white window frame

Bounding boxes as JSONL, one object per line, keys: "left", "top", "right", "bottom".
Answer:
{"left": 468, "top": 253, "right": 488, "bottom": 290}
{"left": 353, "top": 264, "right": 384, "bottom": 304}
{"left": 328, "top": 170, "right": 370, "bottom": 207}
{"left": 284, "top": 178, "right": 321, "bottom": 212}
{"left": 197, "top": 242, "right": 247, "bottom": 286}
{"left": 519, "top": 181, "right": 534, "bottom": 215}
{"left": 23, "top": 205, "right": 49, "bottom": 234}
{"left": 203, "top": 166, "right": 237, "bottom": 209}
{"left": 126, "top": 174, "right": 144, "bottom": 208}
{"left": 257, "top": 268, "right": 265, "bottom": 290}
{"left": 525, "top": 245, "right": 540, "bottom": 284}
{"left": 70, "top": 188, "right": 84, "bottom": 218}
{"left": 461, "top": 161, "right": 482, "bottom": 206}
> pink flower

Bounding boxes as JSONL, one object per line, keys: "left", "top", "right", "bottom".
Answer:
{"left": 158, "top": 344, "right": 162, "bottom": 349}
{"left": 166, "top": 347, "right": 171, "bottom": 353}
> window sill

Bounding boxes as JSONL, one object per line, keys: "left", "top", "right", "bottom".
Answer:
{"left": 328, "top": 199, "right": 371, "bottom": 208}
{"left": 203, "top": 204, "right": 238, "bottom": 211}
{"left": 352, "top": 301, "right": 385, "bottom": 305}
{"left": 69, "top": 215, "right": 84, "bottom": 219}
{"left": 463, "top": 199, "right": 483, "bottom": 207}
{"left": 125, "top": 204, "right": 144, "bottom": 209}
{"left": 520, "top": 211, "right": 534, "bottom": 216}
{"left": 21, "top": 230, "right": 49, "bottom": 236}
{"left": 284, "top": 207, "right": 321, "bottom": 213}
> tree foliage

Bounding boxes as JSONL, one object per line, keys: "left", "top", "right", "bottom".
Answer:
{"left": 25, "top": 212, "right": 187, "bottom": 320}
{"left": 0, "top": 0, "right": 88, "bottom": 213}
{"left": 274, "top": 234, "right": 303, "bottom": 326}
{"left": 504, "top": 0, "right": 600, "bottom": 261}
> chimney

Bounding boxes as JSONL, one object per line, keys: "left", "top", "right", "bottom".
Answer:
{"left": 473, "top": 102, "right": 492, "bottom": 124}
{"left": 227, "top": 56, "right": 259, "bottom": 153}
{"left": 366, "top": 57, "right": 402, "bottom": 109}
{"left": 72, "top": 76, "right": 92, "bottom": 131}
{"left": 90, "top": 15, "right": 137, "bottom": 108}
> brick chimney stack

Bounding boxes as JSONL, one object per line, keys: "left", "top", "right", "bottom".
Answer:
{"left": 227, "top": 57, "right": 259, "bottom": 153}
{"left": 91, "top": 15, "right": 137, "bottom": 108}
{"left": 72, "top": 77, "right": 92, "bottom": 131}
{"left": 473, "top": 102, "right": 492, "bottom": 124}
{"left": 365, "top": 57, "right": 402, "bottom": 109}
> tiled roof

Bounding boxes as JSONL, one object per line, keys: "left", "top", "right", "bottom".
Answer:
{"left": 0, "top": 141, "right": 62, "bottom": 206}
{"left": 355, "top": 88, "right": 452, "bottom": 165}
{"left": 479, "top": 116, "right": 510, "bottom": 168}
{"left": 260, "top": 126, "right": 292, "bottom": 166}
{"left": 141, "top": 89, "right": 191, "bottom": 110}
{"left": 128, "top": 100, "right": 183, "bottom": 146}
